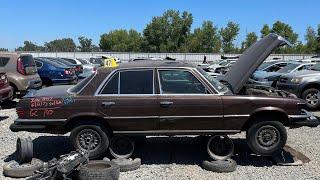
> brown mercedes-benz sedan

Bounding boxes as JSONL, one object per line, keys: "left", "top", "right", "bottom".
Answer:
{"left": 10, "top": 34, "right": 319, "bottom": 158}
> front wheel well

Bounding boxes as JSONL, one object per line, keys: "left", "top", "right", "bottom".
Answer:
{"left": 64, "top": 116, "right": 113, "bottom": 135}
{"left": 301, "top": 83, "right": 320, "bottom": 97}
{"left": 241, "top": 111, "right": 289, "bottom": 131}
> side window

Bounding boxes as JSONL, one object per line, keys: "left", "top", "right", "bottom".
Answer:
{"left": 158, "top": 70, "right": 206, "bottom": 94}
{"left": 0, "top": 57, "right": 10, "bottom": 67}
{"left": 120, "top": 70, "right": 153, "bottom": 94}
{"left": 297, "top": 65, "right": 306, "bottom": 71}
{"left": 101, "top": 72, "right": 119, "bottom": 94}
{"left": 278, "top": 63, "right": 288, "bottom": 68}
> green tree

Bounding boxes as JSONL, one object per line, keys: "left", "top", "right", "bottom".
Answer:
{"left": 0, "top": 48, "right": 8, "bottom": 52}
{"left": 99, "top": 29, "right": 142, "bottom": 52}
{"left": 220, "top": 21, "right": 240, "bottom": 53}
{"left": 260, "top": 24, "right": 270, "bottom": 38}
{"left": 143, "top": 9, "right": 193, "bottom": 52}
{"left": 186, "top": 21, "right": 221, "bottom": 53}
{"left": 317, "top": 24, "right": 320, "bottom": 54}
{"left": 241, "top": 32, "right": 258, "bottom": 52}
{"left": 304, "top": 26, "right": 317, "bottom": 54}
{"left": 78, "top": 36, "right": 97, "bottom": 52}
{"left": 45, "top": 38, "right": 76, "bottom": 52}
{"left": 16, "top": 41, "right": 45, "bottom": 51}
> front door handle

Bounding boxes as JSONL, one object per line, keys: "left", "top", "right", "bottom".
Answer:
{"left": 102, "top": 101, "right": 115, "bottom": 108}
{"left": 160, "top": 101, "right": 173, "bottom": 108}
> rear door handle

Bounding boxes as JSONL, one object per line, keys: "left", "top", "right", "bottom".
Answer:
{"left": 160, "top": 101, "right": 173, "bottom": 108}
{"left": 102, "top": 101, "right": 115, "bottom": 108}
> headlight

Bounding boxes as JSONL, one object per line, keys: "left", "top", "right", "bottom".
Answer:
{"left": 290, "top": 77, "right": 302, "bottom": 84}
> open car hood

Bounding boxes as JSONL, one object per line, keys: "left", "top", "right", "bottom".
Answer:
{"left": 221, "top": 33, "right": 291, "bottom": 94}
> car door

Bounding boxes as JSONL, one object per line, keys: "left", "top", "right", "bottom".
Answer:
{"left": 96, "top": 69, "right": 159, "bottom": 132}
{"left": 157, "top": 68, "right": 224, "bottom": 131}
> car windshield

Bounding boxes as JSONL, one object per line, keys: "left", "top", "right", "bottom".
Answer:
{"left": 197, "top": 68, "right": 229, "bottom": 93}
{"left": 78, "top": 59, "right": 88, "bottom": 64}
{"left": 277, "top": 63, "right": 300, "bottom": 73}
{"left": 258, "top": 62, "right": 275, "bottom": 70}
{"left": 218, "top": 60, "right": 230, "bottom": 66}
{"left": 310, "top": 63, "right": 320, "bottom": 71}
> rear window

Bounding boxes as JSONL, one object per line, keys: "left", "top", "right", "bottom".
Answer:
{"left": 0, "top": 57, "right": 10, "bottom": 67}
{"left": 68, "top": 73, "right": 96, "bottom": 94}
{"left": 20, "top": 55, "right": 35, "bottom": 67}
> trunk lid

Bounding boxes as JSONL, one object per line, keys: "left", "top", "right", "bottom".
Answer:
{"left": 24, "top": 85, "right": 73, "bottom": 98}
{"left": 221, "top": 33, "right": 291, "bottom": 94}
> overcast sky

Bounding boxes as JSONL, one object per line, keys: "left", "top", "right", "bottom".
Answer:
{"left": 0, "top": 0, "right": 319, "bottom": 50}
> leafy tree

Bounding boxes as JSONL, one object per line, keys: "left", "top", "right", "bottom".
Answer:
{"left": 220, "top": 22, "right": 240, "bottom": 53}
{"left": 186, "top": 21, "right": 221, "bottom": 53}
{"left": 304, "top": 26, "right": 317, "bottom": 54}
{"left": 241, "top": 32, "right": 258, "bottom": 52}
{"left": 270, "top": 21, "right": 298, "bottom": 53}
{"left": 44, "top": 38, "right": 76, "bottom": 52}
{"left": 317, "top": 24, "right": 320, "bottom": 54}
{"left": 16, "top": 41, "right": 45, "bottom": 51}
{"left": 99, "top": 29, "right": 142, "bottom": 52}
{"left": 78, "top": 36, "right": 97, "bottom": 52}
{"left": 260, "top": 24, "right": 270, "bottom": 38}
{"left": 143, "top": 9, "right": 193, "bottom": 52}
{"left": 0, "top": 48, "right": 8, "bottom": 52}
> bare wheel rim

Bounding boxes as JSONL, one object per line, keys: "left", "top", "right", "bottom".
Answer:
{"left": 256, "top": 125, "right": 280, "bottom": 149}
{"left": 306, "top": 91, "right": 320, "bottom": 106}
{"left": 207, "top": 135, "right": 234, "bottom": 160}
{"left": 109, "top": 136, "right": 134, "bottom": 159}
{"left": 76, "top": 129, "right": 102, "bottom": 152}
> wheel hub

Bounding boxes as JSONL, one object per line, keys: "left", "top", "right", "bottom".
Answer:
{"left": 306, "top": 92, "right": 320, "bottom": 105}
{"left": 78, "top": 129, "right": 102, "bottom": 151}
{"left": 257, "top": 126, "right": 279, "bottom": 147}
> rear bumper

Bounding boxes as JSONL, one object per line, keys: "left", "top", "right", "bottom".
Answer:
{"left": 289, "top": 109, "right": 320, "bottom": 127}
{"left": 10, "top": 118, "right": 67, "bottom": 133}
{"left": 52, "top": 76, "right": 78, "bottom": 85}
{"left": 0, "top": 85, "right": 13, "bottom": 102}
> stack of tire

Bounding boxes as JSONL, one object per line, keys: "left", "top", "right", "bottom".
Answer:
{"left": 202, "top": 135, "right": 237, "bottom": 173}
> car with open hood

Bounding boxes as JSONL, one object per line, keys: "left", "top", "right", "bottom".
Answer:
{"left": 277, "top": 62, "right": 320, "bottom": 110}
{"left": 10, "top": 34, "right": 320, "bottom": 159}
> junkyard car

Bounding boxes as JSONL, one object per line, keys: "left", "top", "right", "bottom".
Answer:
{"left": 277, "top": 62, "right": 320, "bottom": 110}
{"left": 10, "top": 34, "right": 320, "bottom": 159}
{"left": 249, "top": 62, "right": 314, "bottom": 87}
{"left": 0, "top": 71, "right": 13, "bottom": 104}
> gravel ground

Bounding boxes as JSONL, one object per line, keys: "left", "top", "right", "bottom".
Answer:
{"left": 0, "top": 107, "right": 320, "bottom": 180}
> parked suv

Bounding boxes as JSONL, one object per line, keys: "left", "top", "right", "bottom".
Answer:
{"left": 10, "top": 34, "right": 319, "bottom": 159}
{"left": 34, "top": 58, "right": 77, "bottom": 86}
{"left": 277, "top": 63, "right": 320, "bottom": 109}
{"left": 0, "top": 53, "right": 42, "bottom": 96}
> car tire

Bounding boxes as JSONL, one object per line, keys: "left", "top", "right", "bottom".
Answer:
{"left": 70, "top": 124, "right": 110, "bottom": 159}
{"left": 112, "top": 158, "right": 141, "bottom": 172}
{"left": 207, "top": 135, "right": 234, "bottom": 161}
{"left": 302, "top": 88, "right": 320, "bottom": 110}
{"left": 202, "top": 159, "right": 237, "bottom": 173}
{"left": 16, "top": 137, "right": 33, "bottom": 164}
{"left": 246, "top": 121, "right": 287, "bottom": 156}
{"left": 3, "top": 158, "right": 43, "bottom": 178}
{"left": 78, "top": 160, "right": 120, "bottom": 180}
{"left": 109, "top": 136, "right": 135, "bottom": 159}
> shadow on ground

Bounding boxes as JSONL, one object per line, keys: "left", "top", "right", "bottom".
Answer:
{"left": 4, "top": 136, "right": 276, "bottom": 167}
{"left": 0, "top": 100, "right": 17, "bottom": 109}
{"left": 0, "top": 116, "right": 9, "bottom": 121}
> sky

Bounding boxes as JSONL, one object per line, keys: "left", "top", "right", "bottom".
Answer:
{"left": 0, "top": 0, "right": 319, "bottom": 50}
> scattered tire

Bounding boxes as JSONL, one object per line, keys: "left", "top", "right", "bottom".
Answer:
{"left": 70, "top": 123, "right": 110, "bottom": 159}
{"left": 109, "top": 136, "right": 134, "bottom": 159}
{"left": 207, "top": 135, "right": 234, "bottom": 161}
{"left": 202, "top": 159, "right": 237, "bottom": 173}
{"left": 112, "top": 158, "right": 141, "bottom": 172}
{"left": 3, "top": 158, "right": 43, "bottom": 178}
{"left": 246, "top": 121, "right": 287, "bottom": 156}
{"left": 78, "top": 160, "right": 120, "bottom": 180}
{"left": 16, "top": 137, "right": 33, "bottom": 164}
{"left": 302, "top": 88, "right": 320, "bottom": 110}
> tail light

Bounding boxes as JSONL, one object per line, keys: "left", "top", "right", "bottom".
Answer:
{"left": 17, "top": 58, "right": 26, "bottom": 75}
{"left": 64, "top": 69, "right": 71, "bottom": 75}
{"left": 16, "top": 107, "right": 25, "bottom": 118}
{"left": 92, "top": 66, "right": 97, "bottom": 72}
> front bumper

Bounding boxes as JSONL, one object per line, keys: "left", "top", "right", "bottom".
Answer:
{"left": 289, "top": 109, "right": 320, "bottom": 127}
{"left": 276, "top": 82, "right": 300, "bottom": 97}
{"left": 248, "top": 79, "right": 273, "bottom": 86}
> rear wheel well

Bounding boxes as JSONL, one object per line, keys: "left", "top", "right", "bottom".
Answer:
{"left": 64, "top": 116, "right": 113, "bottom": 135}
{"left": 241, "top": 111, "right": 289, "bottom": 131}
{"left": 301, "top": 83, "right": 320, "bottom": 97}
{"left": 9, "top": 82, "right": 18, "bottom": 92}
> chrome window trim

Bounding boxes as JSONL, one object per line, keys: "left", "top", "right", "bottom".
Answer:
{"left": 68, "top": 71, "right": 97, "bottom": 95}
{"left": 96, "top": 68, "right": 155, "bottom": 96}
{"left": 157, "top": 68, "right": 214, "bottom": 95}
